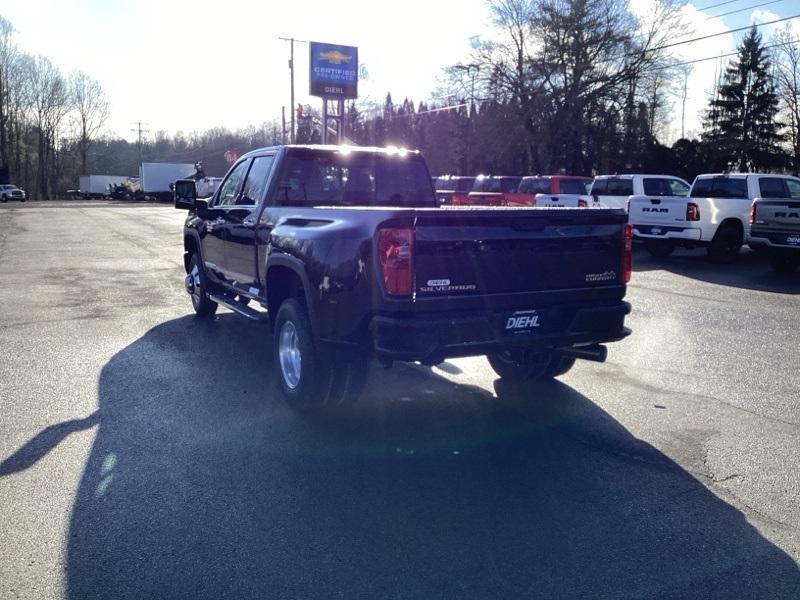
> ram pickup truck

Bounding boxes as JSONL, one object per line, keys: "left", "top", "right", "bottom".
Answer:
{"left": 509, "top": 176, "right": 594, "bottom": 207}
{"left": 175, "top": 145, "right": 632, "bottom": 409}
{"left": 749, "top": 179, "right": 800, "bottom": 272}
{"left": 589, "top": 174, "right": 690, "bottom": 209}
{"left": 629, "top": 173, "right": 800, "bottom": 263}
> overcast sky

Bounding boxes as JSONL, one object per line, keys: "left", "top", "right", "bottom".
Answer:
{"left": 3, "top": 0, "right": 799, "bottom": 145}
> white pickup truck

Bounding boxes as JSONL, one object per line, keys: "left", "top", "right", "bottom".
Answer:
{"left": 629, "top": 173, "right": 800, "bottom": 262}
{"left": 588, "top": 174, "right": 691, "bottom": 209}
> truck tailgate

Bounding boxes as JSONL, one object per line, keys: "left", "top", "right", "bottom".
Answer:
{"left": 628, "top": 196, "right": 688, "bottom": 225}
{"left": 753, "top": 200, "right": 800, "bottom": 231}
{"left": 412, "top": 208, "right": 627, "bottom": 297}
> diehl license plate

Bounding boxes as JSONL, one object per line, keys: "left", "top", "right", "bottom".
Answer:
{"left": 786, "top": 235, "right": 800, "bottom": 246}
{"left": 504, "top": 310, "right": 541, "bottom": 334}
{"left": 650, "top": 227, "right": 663, "bottom": 235}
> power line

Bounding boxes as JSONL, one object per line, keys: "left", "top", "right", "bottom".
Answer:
{"left": 632, "top": 13, "right": 799, "bottom": 55}
{"left": 694, "top": 0, "right": 745, "bottom": 12}
{"left": 641, "top": 38, "right": 799, "bottom": 71}
{"left": 706, "top": 0, "right": 785, "bottom": 20}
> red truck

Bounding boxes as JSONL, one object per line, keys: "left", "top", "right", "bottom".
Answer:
{"left": 464, "top": 176, "right": 522, "bottom": 206}
{"left": 509, "top": 176, "right": 594, "bottom": 207}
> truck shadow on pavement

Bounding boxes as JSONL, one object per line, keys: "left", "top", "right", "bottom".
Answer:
{"left": 66, "top": 314, "right": 800, "bottom": 599}
{"left": 632, "top": 246, "right": 800, "bottom": 294}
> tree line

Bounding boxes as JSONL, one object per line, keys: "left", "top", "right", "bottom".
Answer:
{"left": 336, "top": 1, "right": 800, "bottom": 181}
{"left": 1, "top": 1, "right": 799, "bottom": 199}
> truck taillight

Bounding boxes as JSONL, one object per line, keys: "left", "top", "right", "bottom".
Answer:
{"left": 621, "top": 224, "right": 633, "bottom": 284}
{"left": 749, "top": 202, "right": 756, "bottom": 225}
{"left": 578, "top": 198, "right": 588, "bottom": 208}
{"left": 452, "top": 194, "right": 467, "bottom": 205}
{"left": 378, "top": 228, "right": 413, "bottom": 297}
{"left": 686, "top": 202, "right": 700, "bottom": 221}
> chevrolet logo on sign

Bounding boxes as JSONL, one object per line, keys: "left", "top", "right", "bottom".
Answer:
{"left": 319, "top": 50, "right": 352, "bottom": 64}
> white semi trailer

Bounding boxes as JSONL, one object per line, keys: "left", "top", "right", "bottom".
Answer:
{"left": 79, "top": 175, "right": 131, "bottom": 198}
{"left": 139, "top": 163, "right": 196, "bottom": 201}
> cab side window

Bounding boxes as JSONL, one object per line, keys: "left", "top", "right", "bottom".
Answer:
{"left": 759, "top": 177, "right": 788, "bottom": 199}
{"left": 238, "top": 156, "right": 275, "bottom": 205}
{"left": 786, "top": 179, "right": 800, "bottom": 198}
{"left": 668, "top": 179, "right": 690, "bottom": 197}
{"left": 215, "top": 160, "right": 250, "bottom": 207}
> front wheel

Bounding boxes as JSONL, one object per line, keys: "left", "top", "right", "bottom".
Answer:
{"left": 186, "top": 253, "right": 218, "bottom": 317}
{"left": 487, "top": 350, "right": 576, "bottom": 383}
{"left": 273, "top": 299, "right": 368, "bottom": 411}
{"left": 644, "top": 239, "right": 675, "bottom": 258}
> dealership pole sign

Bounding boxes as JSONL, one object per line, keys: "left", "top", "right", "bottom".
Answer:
{"left": 309, "top": 42, "right": 358, "bottom": 99}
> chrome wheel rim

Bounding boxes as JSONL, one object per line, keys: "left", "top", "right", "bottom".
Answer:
{"left": 189, "top": 263, "right": 202, "bottom": 307}
{"left": 278, "top": 321, "right": 302, "bottom": 389}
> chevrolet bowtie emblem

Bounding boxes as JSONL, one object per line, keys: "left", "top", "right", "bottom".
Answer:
{"left": 319, "top": 50, "right": 352, "bottom": 64}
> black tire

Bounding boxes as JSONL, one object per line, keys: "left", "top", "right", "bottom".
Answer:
{"left": 1, "top": 196, "right": 7, "bottom": 203}
{"left": 767, "top": 251, "right": 800, "bottom": 274}
{"left": 187, "top": 253, "right": 218, "bottom": 317}
{"left": 487, "top": 351, "right": 575, "bottom": 383}
{"left": 20, "top": 198, "right": 26, "bottom": 202}
{"left": 707, "top": 225, "right": 743, "bottom": 263}
{"left": 273, "top": 299, "right": 368, "bottom": 411}
{"left": 644, "top": 239, "right": 675, "bottom": 258}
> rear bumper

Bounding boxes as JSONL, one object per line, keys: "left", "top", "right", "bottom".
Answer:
{"left": 370, "top": 301, "right": 632, "bottom": 363}
{"left": 749, "top": 231, "right": 800, "bottom": 251}
{"left": 632, "top": 224, "right": 701, "bottom": 241}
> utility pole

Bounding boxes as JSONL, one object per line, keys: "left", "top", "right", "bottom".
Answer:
{"left": 130, "top": 121, "right": 150, "bottom": 163}
{"left": 282, "top": 106, "right": 287, "bottom": 144}
{"left": 279, "top": 37, "right": 308, "bottom": 143}
{"left": 453, "top": 63, "right": 480, "bottom": 173}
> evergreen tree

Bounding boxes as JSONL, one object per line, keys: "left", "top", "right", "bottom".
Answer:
{"left": 702, "top": 26, "right": 787, "bottom": 171}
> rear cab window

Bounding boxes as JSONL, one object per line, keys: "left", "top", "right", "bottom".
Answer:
{"left": 643, "top": 178, "right": 669, "bottom": 196}
{"left": 272, "top": 150, "right": 436, "bottom": 207}
{"left": 473, "top": 177, "right": 501, "bottom": 193}
{"left": 501, "top": 178, "right": 521, "bottom": 193}
{"left": 604, "top": 179, "right": 634, "bottom": 196}
{"left": 558, "top": 179, "right": 589, "bottom": 195}
{"left": 690, "top": 177, "right": 748, "bottom": 199}
{"left": 519, "top": 178, "right": 551, "bottom": 195}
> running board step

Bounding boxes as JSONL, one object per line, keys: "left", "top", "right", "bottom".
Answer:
{"left": 208, "top": 294, "right": 269, "bottom": 321}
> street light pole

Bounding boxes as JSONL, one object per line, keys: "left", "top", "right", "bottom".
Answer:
{"left": 279, "top": 36, "right": 306, "bottom": 143}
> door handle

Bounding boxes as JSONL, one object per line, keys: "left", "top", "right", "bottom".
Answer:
{"left": 207, "top": 218, "right": 225, "bottom": 232}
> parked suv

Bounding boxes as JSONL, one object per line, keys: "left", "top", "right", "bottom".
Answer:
{"left": 0, "top": 184, "right": 26, "bottom": 202}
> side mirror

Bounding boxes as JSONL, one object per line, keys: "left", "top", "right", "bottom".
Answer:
{"left": 174, "top": 179, "right": 197, "bottom": 210}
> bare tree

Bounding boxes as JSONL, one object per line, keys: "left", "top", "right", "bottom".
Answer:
{"left": 773, "top": 24, "right": 800, "bottom": 174}
{"left": 0, "top": 16, "right": 16, "bottom": 178}
{"left": 69, "top": 71, "right": 109, "bottom": 175}
{"left": 30, "top": 55, "right": 69, "bottom": 198}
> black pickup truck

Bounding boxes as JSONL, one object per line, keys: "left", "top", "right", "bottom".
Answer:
{"left": 175, "top": 145, "right": 632, "bottom": 409}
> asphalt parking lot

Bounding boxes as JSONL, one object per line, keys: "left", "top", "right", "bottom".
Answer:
{"left": 1, "top": 201, "right": 799, "bottom": 599}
